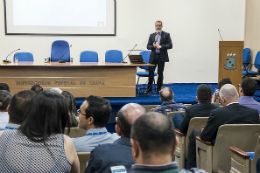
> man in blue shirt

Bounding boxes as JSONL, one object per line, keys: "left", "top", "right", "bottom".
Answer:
{"left": 154, "top": 87, "right": 186, "bottom": 115}
{"left": 85, "top": 103, "right": 146, "bottom": 173}
{"left": 72, "top": 95, "right": 118, "bottom": 152}
{"left": 238, "top": 78, "right": 260, "bottom": 113}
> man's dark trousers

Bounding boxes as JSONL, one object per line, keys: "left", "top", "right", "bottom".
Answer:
{"left": 148, "top": 53, "right": 165, "bottom": 90}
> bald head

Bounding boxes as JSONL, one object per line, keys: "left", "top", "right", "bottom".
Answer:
{"left": 117, "top": 103, "right": 146, "bottom": 138}
{"left": 159, "top": 87, "right": 174, "bottom": 101}
{"left": 219, "top": 84, "right": 239, "bottom": 106}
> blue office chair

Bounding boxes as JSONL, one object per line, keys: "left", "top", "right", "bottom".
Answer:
{"left": 80, "top": 51, "right": 98, "bottom": 62}
{"left": 243, "top": 48, "right": 251, "bottom": 70}
{"left": 51, "top": 40, "right": 70, "bottom": 62}
{"left": 136, "top": 51, "right": 157, "bottom": 92}
{"left": 105, "top": 50, "right": 123, "bottom": 63}
{"left": 243, "top": 50, "right": 260, "bottom": 77}
{"left": 13, "top": 52, "right": 34, "bottom": 61}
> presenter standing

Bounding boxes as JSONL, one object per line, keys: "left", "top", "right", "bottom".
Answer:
{"left": 144, "top": 21, "right": 172, "bottom": 94}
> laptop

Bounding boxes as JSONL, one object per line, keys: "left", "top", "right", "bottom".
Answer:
{"left": 128, "top": 55, "right": 146, "bottom": 64}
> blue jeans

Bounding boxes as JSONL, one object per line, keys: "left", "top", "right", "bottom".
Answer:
{"left": 172, "top": 113, "right": 184, "bottom": 129}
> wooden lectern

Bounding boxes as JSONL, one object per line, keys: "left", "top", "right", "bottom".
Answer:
{"left": 219, "top": 41, "right": 243, "bottom": 91}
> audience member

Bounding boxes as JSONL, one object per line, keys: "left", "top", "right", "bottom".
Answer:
{"left": 131, "top": 112, "right": 206, "bottom": 173}
{"left": 238, "top": 78, "right": 260, "bottom": 113}
{"left": 31, "top": 84, "right": 43, "bottom": 93}
{"left": 0, "top": 91, "right": 79, "bottom": 172}
{"left": 257, "top": 157, "right": 260, "bottom": 173}
{"left": 212, "top": 78, "right": 232, "bottom": 103}
{"left": 188, "top": 84, "right": 259, "bottom": 168}
{"left": 154, "top": 86, "right": 186, "bottom": 115}
{"left": 0, "top": 90, "right": 12, "bottom": 130}
{"left": 6, "top": 90, "right": 36, "bottom": 130}
{"left": 72, "top": 95, "right": 118, "bottom": 152}
{"left": 173, "top": 84, "right": 219, "bottom": 131}
{"left": 61, "top": 91, "right": 78, "bottom": 127}
{"left": 0, "top": 83, "right": 10, "bottom": 92}
{"left": 85, "top": 103, "right": 146, "bottom": 173}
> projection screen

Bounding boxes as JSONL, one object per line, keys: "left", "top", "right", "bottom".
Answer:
{"left": 4, "top": 0, "right": 116, "bottom": 35}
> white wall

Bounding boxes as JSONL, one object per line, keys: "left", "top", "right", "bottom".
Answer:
{"left": 0, "top": 0, "right": 245, "bottom": 83}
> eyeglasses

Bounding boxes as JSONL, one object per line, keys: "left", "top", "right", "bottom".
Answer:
{"left": 77, "top": 109, "right": 86, "bottom": 116}
{"left": 155, "top": 25, "right": 162, "bottom": 27}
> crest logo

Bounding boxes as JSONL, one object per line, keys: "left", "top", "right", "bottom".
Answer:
{"left": 224, "top": 53, "right": 237, "bottom": 70}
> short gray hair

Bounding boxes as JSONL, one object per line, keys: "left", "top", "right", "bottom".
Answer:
{"left": 219, "top": 84, "right": 238, "bottom": 100}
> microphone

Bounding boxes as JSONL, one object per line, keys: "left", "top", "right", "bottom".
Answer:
{"left": 58, "top": 45, "right": 72, "bottom": 63}
{"left": 218, "top": 29, "right": 223, "bottom": 41}
{"left": 3, "top": 48, "right": 20, "bottom": 63}
{"left": 122, "top": 44, "right": 137, "bottom": 63}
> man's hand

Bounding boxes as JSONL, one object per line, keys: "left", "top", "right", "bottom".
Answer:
{"left": 157, "top": 45, "right": 162, "bottom": 49}
{"left": 153, "top": 42, "right": 157, "bottom": 48}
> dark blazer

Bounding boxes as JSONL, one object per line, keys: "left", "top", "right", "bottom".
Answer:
{"left": 147, "top": 31, "right": 172, "bottom": 63}
{"left": 85, "top": 137, "right": 133, "bottom": 173}
{"left": 179, "top": 103, "right": 219, "bottom": 134}
{"left": 200, "top": 103, "right": 260, "bottom": 143}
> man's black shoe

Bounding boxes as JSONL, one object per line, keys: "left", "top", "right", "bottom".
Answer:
{"left": 143, "top": 88, "right": 152, "bottom": 94}
{"left": 156, "top": 87, "right": 162, "bottom": 92}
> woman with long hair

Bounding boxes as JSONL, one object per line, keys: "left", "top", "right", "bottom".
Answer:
{"left": 0, "top": 90, "right": 79, "bottom": 173}
{"left": 61, "top": 91, "right": 78, "bottom": 127}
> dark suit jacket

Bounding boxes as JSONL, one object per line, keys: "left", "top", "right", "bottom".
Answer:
{"left": 147, "top": 31, "right": 172, "bottom": 63}
{"left": 179, "top": 103, "right": 219, "bottom": 134}
{"left": 200, "top": 103, "right": 260, "bottom": 143}
{"left": 85, "top": 137, "right": 133, "bottom": 173}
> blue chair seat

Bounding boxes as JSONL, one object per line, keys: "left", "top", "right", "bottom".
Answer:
{"left": 246, "top": 152, "right": 254, "bottom": 159}
{"left": 137, "top": 71, "right": 157, "bottom": 77}
{"left": 14, "top": 52, "right": 34, "bottom": 62}
{"left": 242, "top": 70, "right": 259, "bottom": 75}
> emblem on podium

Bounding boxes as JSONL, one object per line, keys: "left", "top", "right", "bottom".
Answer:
{"left": 224, "top": 53, "right": 237, "bottom": 70}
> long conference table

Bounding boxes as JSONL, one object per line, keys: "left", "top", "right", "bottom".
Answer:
{"left": 0, "top": 62, "right": 154, "bottom": 97}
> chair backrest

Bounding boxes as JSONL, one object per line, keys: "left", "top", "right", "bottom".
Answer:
{"left": 139, "top": 51, "right": 151, "bottom": 70}
{"left": 185, "top": 117, "right": 209, "bottom": 159}
{"left": 142, "top": 105, "right": 160, "bottom": 112}
{"left": 51, "top": 40, "right": 70, "bottom": 62}
{"left": 14, "top": 52, "right": 34, "bottom": 61}
{"left": 105, "top": 50, "right": 123, "bottom": 63}
{"left": 212, "top": 124, "right": 260, "bottom": 173}
{"left": 254, "top": 51, "right": 260, "bottom": 69}
{"left": 64, "top": 127, "right": 86, "bottom": 138}
{"left": 167, "top": 111, "right": 185, "bottom": 121}
{"left": 77, "top": 152, "right": 91, "bottom": 173}
{"left": 243, "top": 48, "right": 250, "bottom": 64}
{"left": 80, "top": 51, "right": 98, "bottom": 62}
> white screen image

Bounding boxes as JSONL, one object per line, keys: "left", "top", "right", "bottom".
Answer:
{"left": 5, "top": 0, "right": 115, "bottom": 35}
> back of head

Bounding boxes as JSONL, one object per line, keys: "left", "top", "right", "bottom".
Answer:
{"left": 20, "top": 90, "right": 70, "bottom": 142}
{"left": 219, "top": 84, "right": 238, "bottom": 102}
{"left": 61, "top": 91, "right": 78, "bottom": 127}
{"left": 85, "top": 95, "right": 112, "bottom": 128}
{"left": 218, "top": 78, "right": 232, "bottom": 89}
{"left": 241, "top": 78, "right": 257, "bottom": 96}
{"left": 197, "top": 84, "right": 212, "bottom": 103}
{"left": 117, "top": 103, "right": 146, "bottom": 138}
{"left": 0, "top": 83, "right": 10, "bottom": 92}
{"left": 159, "top": 87, "right": 174, "bottom": 102}
{"left": 9, "top": 90, "right": 36, "bottom": 124}
{"left": 0, "top": 90, "right": 12, "bottom": 111}
{"left": 31, "top": 84, "right": 43, "bottom": 93}
{"left": 131, "top": 112, "right": 176, "bottom": 157}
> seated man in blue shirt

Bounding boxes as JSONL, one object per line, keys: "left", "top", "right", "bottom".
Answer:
{"left": 72, "top": 95, "right": 118, "bottom": 152}
{"left": 85, "top": 103, "right": 146, "bottom": 173}
{"left": 238, "top": 78, "right": 260, "bottom": 114}
{"left": 131, "top": 112, "right": 206, "bottom": 173}
{"left": 154, "top": 87, "right": 186, "bottom": 115}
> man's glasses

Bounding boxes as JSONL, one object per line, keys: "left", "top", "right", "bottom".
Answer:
{"left": 77, "top": 109, "right": 86, "bottom": 116}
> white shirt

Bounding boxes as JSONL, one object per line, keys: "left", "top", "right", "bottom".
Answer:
{"left": 0, "top": 112, "right": 9, "bottom": 130}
